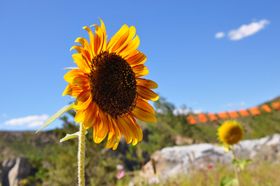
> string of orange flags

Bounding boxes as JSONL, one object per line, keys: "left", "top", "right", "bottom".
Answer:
{"left": 186, "top": 101, "right": 280, "bottom": 125}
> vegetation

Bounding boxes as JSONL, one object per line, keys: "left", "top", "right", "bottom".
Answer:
{"left": 1, "top": 97, "right": 280, "bottom": 185}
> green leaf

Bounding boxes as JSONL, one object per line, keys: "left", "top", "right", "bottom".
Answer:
{"left": 36, "top": 103, "right": 74, "bottom": 133}
{"left": 220, "top": 176, "right": 238, "bottom": 186}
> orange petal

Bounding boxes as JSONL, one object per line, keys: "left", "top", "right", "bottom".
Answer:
{"left": 93, "top": 112, "right": 109, "bottom": 144}
{"left": 122, "top": 115, "right": 143, "bottom": 144}
{"left": 136, "top": 98, "right": 155, "bottom": 114}
{"left": 74, "top": 37, "right": 91, "bottom": 56}
{"left": 136, "top": 78, "right": 158, "bottom": 89}
{"left": 132, "top": 106, "right": 157, "bottom": 123}
{"left": 83, "top": 26, "right": 96, "bottom": 57}
{"left": 107, "top": 24, "right": 129, "bottom": 51}
{"left": 133, "top": 65, "right": 149, "bottom": 77}
{"left": 119, "top": 35, "right": 140, "bottom": 58}
{"left": 117, "top": 117, "right": 133, "bottom": 144}
{"left": 125, "top": 51, "right": 146, "bottom": 66}
{"left": 62, "top": 84, "right": 83, "bottom": 97}
{"left": 64, "top": 69, "right": 86, "bottom": 83}
{"left": 70, "top": 45, "right": 92, "bottom": 62}
{"left": 137, "top": 86, "right": 159, "bottom": 101}
{"left": 115, "top": 26, "right": 136, "bottom": 54}
{"left": 72, "top": 53, "right": 91, "bottom": 73}
{"left": 82, "top": 103, "right": 97, "bottom": 129}
{"left": 74, "top": 94, "right": 92, "bottom": 111}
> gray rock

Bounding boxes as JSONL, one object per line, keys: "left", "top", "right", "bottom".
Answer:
{"left": 1, "top": 157, "right": 33, "bottom": 186}
{"left": 135, "top": 134, "right": 280, "bottom": 185}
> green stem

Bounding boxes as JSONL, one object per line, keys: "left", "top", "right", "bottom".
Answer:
{"left": 78, "top": 124, "right": 86, "bottom": 186}
{"left": 232, "top": 148, "right": 240, "bottom": 186}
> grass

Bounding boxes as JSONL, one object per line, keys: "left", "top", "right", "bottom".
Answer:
{"left": 121, "top": 161, "right": 280, "bottom": 186}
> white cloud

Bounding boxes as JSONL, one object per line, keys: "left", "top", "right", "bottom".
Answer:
{"left": 173, "top": 108, "right": 202, "bottom": 115}
{"left": 193, "top": 109, "right": 203, "bottom": 114}
{"left": 4, "top": 114, "right": 49, "bottom": 128}
{"left": 215, "top": 32, "right": 225, "bottom": 39}
{"left": 173, "top": 108, "right": 191, "bottom": 115}
{"left": 229, "top": 19, "right": 269, "bottom": 41}
{"left": 215, "top": 19, "right": 270, "bottom": 41}
{"left": 226, "top": 102, "right": 246, "bottom": 108}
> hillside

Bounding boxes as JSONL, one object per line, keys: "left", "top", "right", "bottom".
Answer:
{"left": 1, "top": 97, "right": 280, "bottom": 185}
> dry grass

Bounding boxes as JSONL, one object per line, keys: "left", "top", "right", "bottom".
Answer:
{"left": 163, "top": 162, "right": 279, "bottom": 186}
{"left": 122, "top": 161, "right": 280, "bottom": 186}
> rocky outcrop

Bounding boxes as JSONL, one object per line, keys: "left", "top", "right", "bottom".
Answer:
{"left": 135, "top": 134, "right": 280, "bottom": 185}
{"left": 1, "top": 157, "right": 33, "bottom": 186}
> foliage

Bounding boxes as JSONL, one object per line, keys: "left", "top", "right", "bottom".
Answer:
{"left": 1, "top": 97, "right": 280, "bottom": 185}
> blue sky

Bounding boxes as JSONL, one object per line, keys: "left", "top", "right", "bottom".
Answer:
{"left": 1, "top": 0, "right": 279, "bottom": 130}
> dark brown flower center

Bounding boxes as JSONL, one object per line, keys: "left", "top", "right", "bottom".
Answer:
{"left": 90, "top": 52, "right": 137, "bottom": 118}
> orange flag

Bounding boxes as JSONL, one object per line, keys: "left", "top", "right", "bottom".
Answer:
{"left": 272, "top": 101, "right": 280, "bottom": 110}
{"left": 239, "top": 110, "right": 250, "bottom": 117}
{"left": 198, "top": 113, "right": 208, "bottom": 123}
{"left": 187, "top": 115, "right": 197, "bottom": 125}
{"left": 208, "top": 113, "right": 218, "bottom": 121}
{"left": 217, "top": 112, "right": 229, "bottom": 120}
{"left": 249, "top": 107, "right": 261, "bottom": 116}
{"left": 228, "top": 111, "right": 239, "bottom": 119}
{"left": 261, "top": 104, "right": 272, "bottom": 113}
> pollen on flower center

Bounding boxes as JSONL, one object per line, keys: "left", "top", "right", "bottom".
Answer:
{"left": 90, "top": 52, "right": 137, "bottom": 118}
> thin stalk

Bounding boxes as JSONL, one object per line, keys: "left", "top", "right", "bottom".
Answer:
{"left": 232, "top": 148, "right": 241, "bottom": 186}
{"left": 78, "top": 124, "right": 86, "bottom": 186}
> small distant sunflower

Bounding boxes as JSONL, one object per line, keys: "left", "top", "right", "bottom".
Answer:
{"left": 217, "top": 120, "right": 243, "bottom": 148}
{"left": 63, "top": 20, "right": 159, "bottom": 150}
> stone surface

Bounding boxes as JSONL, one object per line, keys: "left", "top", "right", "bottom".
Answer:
{"left": 135, "top": 134, "right": 280, "bottom": 185}
{"left": 1, "top": 157, "right": 33, "bottom": 186}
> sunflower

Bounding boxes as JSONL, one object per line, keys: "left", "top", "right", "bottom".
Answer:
{"left": 217, "top": 120, "right": 243, "bottom": 149}
{"left": 63, "top": 20, "right": 159, "bottom": 150}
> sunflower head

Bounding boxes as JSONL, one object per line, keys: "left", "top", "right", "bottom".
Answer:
{"left": 63, "top": 19, "right": 159, "bottom": 150}
{"left": 217, "top": 120, "right": 243, "bottom": 148}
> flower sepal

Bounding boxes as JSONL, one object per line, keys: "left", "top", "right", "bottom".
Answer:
{"left": 60, "top": 130, "right": 88, "bottom": 143}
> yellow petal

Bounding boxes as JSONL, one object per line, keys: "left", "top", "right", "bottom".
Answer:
{"left": 83, "top": 26, "right": 95, "bottom": 57}
{"left": 93, "top": 19, "right": 107, "bottom": 53}
{"left": 120, "top": 35, "right": 140, "bottom": 58}
{"left": 72, "top": 53, "right": 91, "bottom": 73}
{"left": 133, "top": 65, "right": 149, "bottom": 77}
{"left": 132, "top": 106, "right": 157, "bottom": 123}
{"left": 62, "top": 84, "right": 83, "bottom": 97}
{"left": 136, "top": 98, "right": 155, "bottom": 114}
{"left": 62, "top": 85, "right": 72, "bottom": 96}
{"left": 64, "top": 69, "right": 85, "bottom": 83}
{"left": 137, "top": 86, "right": 159, "bottom": 101}
{"left": 107, "top": 24, "right": 129, "bottom": 51}
{"left": 125, "top": 51, "right": 147, "bottom": 66}
{"left": 93, "top": 112, "right": 109, "bottom": 144}
{"left": 74, "top": 37, "right": 91, "bottom": 55}
{"left": 115, "top": 26, "right": 136, "bottom": 55}
{"left": 74, "top": 94, "right": 92, "bottom": 111}
{"left": 82, "top": 103, "right": 96, "bottom": 129}
{"left": 70, "top": 45, "right": 92, "bottom": 62}
{"left": 136, "top": 78, "right": 158, "bottom": 89}
{"left": 117, "top": 117, "right": 133, "bottom": 144}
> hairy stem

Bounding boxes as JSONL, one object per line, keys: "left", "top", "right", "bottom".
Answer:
{"left": 78, "top": 124, "right": 86, "bottom": 186}
{"left": 232, "top": 148, "right": 241, "bottom": 186}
